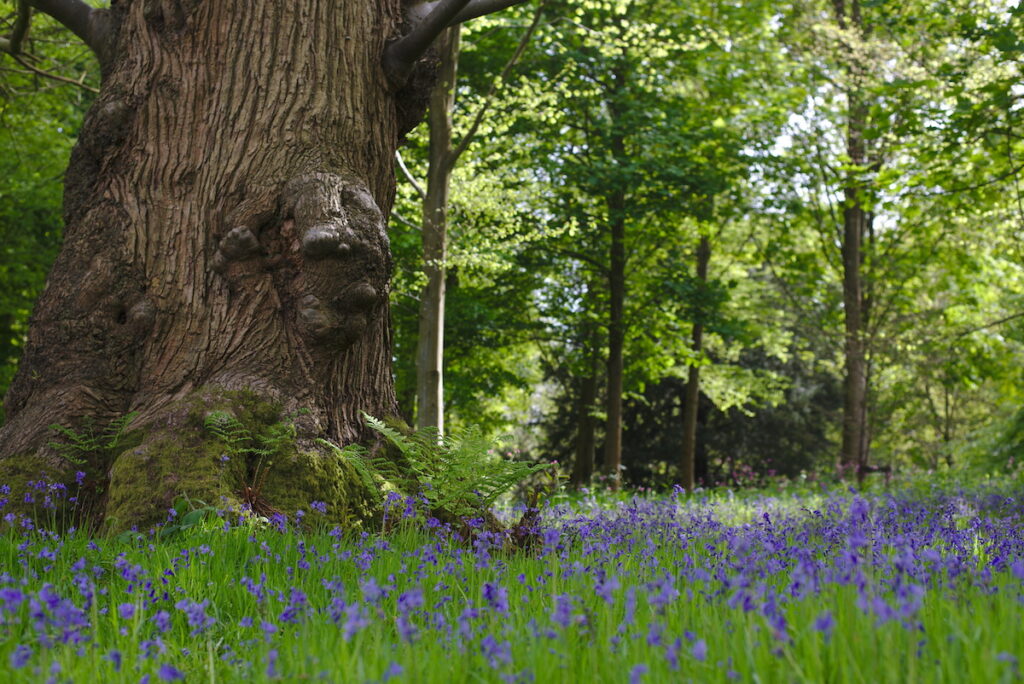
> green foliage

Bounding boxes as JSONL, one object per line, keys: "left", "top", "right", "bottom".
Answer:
{"left": 202, "top": 410, "right": 294, "bottom": 465}
{"left": 48, "top": 412, "right": 138, "bottom": 467}
{"left": 157, "top": 495, "right": 219, "bottom": 540}
{"left": 0, "top": 4, "right": 99, "bottom": 421}
{"left": 323, "top": 414, "right": 551, "bottom": 519}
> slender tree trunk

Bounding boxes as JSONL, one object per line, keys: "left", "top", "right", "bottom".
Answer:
{"left": 604, "top": 195, "right": 626, "bottom": 490}
{"left": 680, "top": 234, "right": 710, "bottom": 492}
{"left": 570, "top": 334, "right": 601, "bottom": 488}
{"left": 840, "top": 99, "right": 870, "bottom": 481}
{"left": 415, "top": 26, "right": 459, "bottom": 433}
{"left": 0, "top": 0, "right": 435, "bottom": 529}
{"left": 602, "top": 63, "right": 628, "bottom": 491}
{"left": 834, "top": 0, "right": 872, "bottom": 481}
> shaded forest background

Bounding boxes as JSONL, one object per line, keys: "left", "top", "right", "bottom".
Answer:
{"left": 3, "top": 0, "right": 1024, "bottom": 489}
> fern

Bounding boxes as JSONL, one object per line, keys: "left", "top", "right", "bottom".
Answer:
{"left": 49, "top": 413, "right": 138, "bottom": 466}
{"left": 324, "top": 414, "right": 551, "bottom": 519}
{"left": 203, "top": 411, "right": 294, "bottom": 463}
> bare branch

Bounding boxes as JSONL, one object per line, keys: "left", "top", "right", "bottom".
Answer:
{"left": 9, "top": 52, "right": 98, "bottom": 92}
{"left": 395, "top": 150, "right": 426, "bottom": 200}
{"left": 954, "top": 310, "right": 1024, "bottom": 339}
{"left": 451, "top": 0, "right": 530, "bottom": 23}
{"left": 449, "top": 2, "right": 542, "bottom": 165}
{"left": 384, "top": 0, "right": 473, "bottom": 86}
{"left": 2, "top": 1, "right": 32, "bottom": 55}
{"left": 25, "top": 0, "right": 112, "bottom": 64}
{"left": 390, "top": 210, "right": 423, "bottom": 231}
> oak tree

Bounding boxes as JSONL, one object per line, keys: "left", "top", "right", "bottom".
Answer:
{"left": 0, "top": 0, "right": 526, "bottom": 529}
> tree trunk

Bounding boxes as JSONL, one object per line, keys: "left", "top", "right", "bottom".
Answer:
{"left": 415, "top": 26, "right": 459, "bottom": 434}
{"left": 835, "top": 0, "right": 872, "bottom": 481}
{"left": 0, "top": 0, "right": 436, "bottom": 530}
{"left": 680, "top": 234, "right": 710, "bottom": 492}
{"left": 603, "top": 198, "right": 626, "bottom": 491}
{"left": 839, "top": 101, "right": 870, "bottom": 481}
{"left": 602, "top": 65, "right": 628, "bottom": 492}
{"left": 570, "top": 338, "right": 601, "bottom": 489}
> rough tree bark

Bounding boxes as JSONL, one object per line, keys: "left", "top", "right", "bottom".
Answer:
{"left": 679, "top": 234, "right": 710, "bottom": 492}
{"left": 0, "top": 0, "right": 524, "bottom": 530}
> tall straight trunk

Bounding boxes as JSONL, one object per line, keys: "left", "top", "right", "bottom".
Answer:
{"left": 680, "top": 234, "right": 710, "bottom": 492}
{"left": 840, "top": 100, "right": 871, "bottom": 480}
{"left": 415, "top": 26, "right": 459, "bottom": 433}
{"left": 604, "top": 195, "right": 626, "bottom": 490}
{"left": 0, "top": 0, "right": 444, "bottom": 529}
{"left": 602, "top": 64, "right": 628, "bottom": 491}
{"left": 836, "top": 0, "right": 872, "bottom": 480}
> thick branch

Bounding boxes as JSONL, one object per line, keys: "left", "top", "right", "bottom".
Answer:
{"left": 384, "top": 0, "right": 473, "bottom": 86}
{"left": 451, "top": 0, "right": 529, "bottom": 23}
{"left": 26, "top": 0, "right": 111, "bottom": 63}
{"left": 384, "top": 0, "right": 531, "bottom": 87}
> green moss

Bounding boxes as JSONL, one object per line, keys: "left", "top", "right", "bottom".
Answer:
{"left": 102, "top": 387, "right": 381, "bottom": 532}
{"left": 104, "top": 433, "right": 245, "bottom": 532}
{"left": 259, "top": 447, "right": 381, "bottom": 531}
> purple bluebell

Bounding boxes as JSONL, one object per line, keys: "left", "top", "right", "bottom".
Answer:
{"left": 692, "top": 639, "right": 707, "bottom": 662}
{"left": 10, "top": 644, "right": 31, "bottom": 668}
{"left": 481, "top": 635, "right": 513, "bottom": 668}
{"left": 157, "top": 663, "right": 185, "bottom": 681}
{"left": 483, "top": 582, "right": 509, "bottom": 614}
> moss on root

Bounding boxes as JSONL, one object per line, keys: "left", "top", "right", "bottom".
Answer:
{"left": 104, "top": 433, "right": 242, "bottom": 532}
{"left": 258, "top": 449, "right": 380, "bottom": 532}
{"left": 102, "top": 387, "right": 381, "bottom": 533}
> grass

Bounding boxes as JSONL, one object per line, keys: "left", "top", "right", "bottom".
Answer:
{"left": 0, "top": 476, "right": 1022, "bottom": 682}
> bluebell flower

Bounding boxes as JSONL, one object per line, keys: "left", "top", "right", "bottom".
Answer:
{"left": 396, "top": 615, "right": 417, "bottom": 643}
{"left": 260, "top": 620, "right": 277, "bottom": 641}
{"left": 341, "top": 603, "right": 369, "bottom": 640}
{"left": 266, "top": 649, "right": 279, "bottom": 678}
{"left": 381, "top": 662, "right": 404, "bottom": 682}
{"left": 483, "top": 582, "right": 509, "bottom": 614}
{"left": 157, "top": 663, "right": 185, "bottom": 681}
{"left": 397, "top": 587, "right": 424, "bottom": 614}
{"left": 813, "top": 611, "right": 835, "bottom": 642}
{"left": 10, "top": 644, "right": 31, "bottom": 668}
{"left": 665, "top": 637, "right": 682, "bottom": 671}
{"left": 481, "top": 634, "right": 513, "bottom": 669}
{"left": 151, "top": 610, "right": 171, "bottom": 633}
{"left": 175, "top": 599, "right": 215, "bottom": 634}
{"left": 551, "top": 594, "right": 573, "bottom": 628}
{"left": 692, "top": 639, "right": 707, "bottom": 662}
